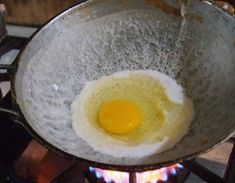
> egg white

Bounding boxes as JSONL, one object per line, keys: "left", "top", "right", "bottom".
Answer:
{"left": 71, "top": 70, "right": 194, "bottom": 158}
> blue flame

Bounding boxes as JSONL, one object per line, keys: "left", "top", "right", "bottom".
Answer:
{"left": 170, "top": 168, "right": 177, "bottom": 175}
{"left": 178, "top": 164, "right": 184, "bottom": 169}
{"left": 89, "top": 167, "right": 95, "bottom": 172}
{"left": 95, "top": 171, "right": 102, "bottom": 179}
{"left": 105, "top": 176, "right": 112, "bottom": 183}
{"left": 161, "top": 173, "right": 168, "bottom": 182}
{"left": 105, "top": 180, "right": 112, "bottom": 183}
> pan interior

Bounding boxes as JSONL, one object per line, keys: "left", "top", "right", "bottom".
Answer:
{"left": 14, "top": 0, "right": 235, "bottom": 166}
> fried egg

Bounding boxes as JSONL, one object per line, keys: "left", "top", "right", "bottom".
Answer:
{"left": 71, "top": 70, "right": 194, "bottom": 158}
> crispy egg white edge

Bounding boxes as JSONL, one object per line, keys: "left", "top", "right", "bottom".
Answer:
{"left": 71, "top": 70, "right": 193, "bottom": 158}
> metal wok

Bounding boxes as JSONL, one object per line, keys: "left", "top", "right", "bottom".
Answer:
{"left": 1, "top": 0, "right": 235, "bottom": 171}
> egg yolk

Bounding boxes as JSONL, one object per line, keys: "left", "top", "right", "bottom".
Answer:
{"left": 98, "top": 100, "right": 143, "bottom": 134}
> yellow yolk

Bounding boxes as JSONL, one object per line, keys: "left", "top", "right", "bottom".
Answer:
{"left": 98, "top": 100, "right": 143, "bottom": 134}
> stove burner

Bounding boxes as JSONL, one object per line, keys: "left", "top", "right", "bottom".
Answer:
{"left": 136, "top": 164, "right": 184, "bottom": 183}
{"left": 88, "top": 164, "right": 187, "bottom": 183}
{"left": 89, "top": 166, "right": 129, "bottom": 183}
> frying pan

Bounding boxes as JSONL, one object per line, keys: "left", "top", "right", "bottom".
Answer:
{"left": 0, "top": 0, "right": 235, "bottom": 171}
